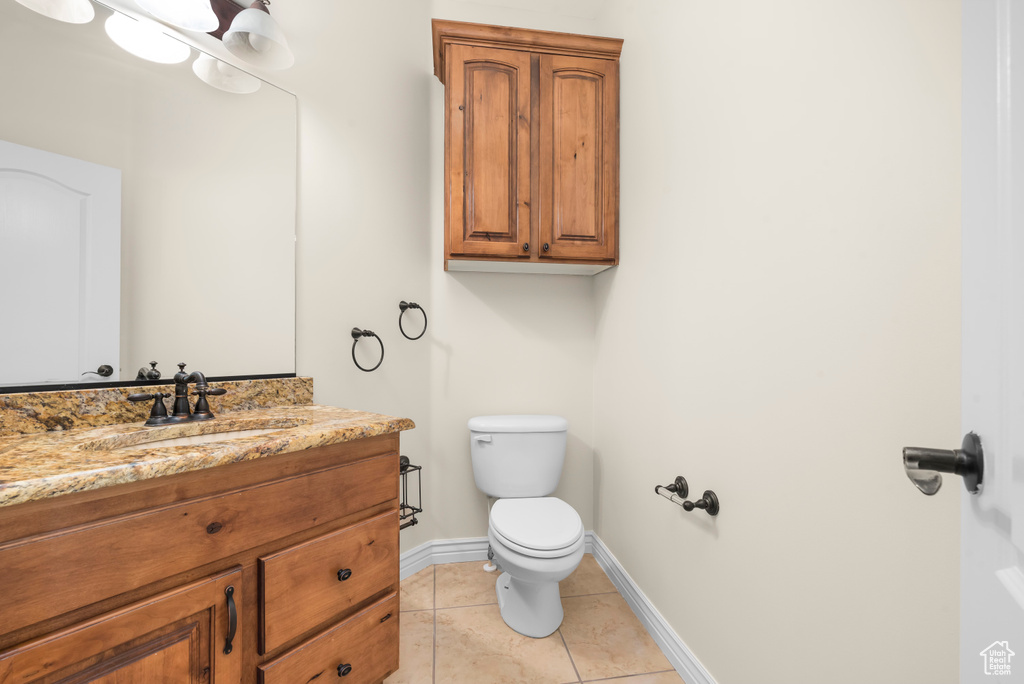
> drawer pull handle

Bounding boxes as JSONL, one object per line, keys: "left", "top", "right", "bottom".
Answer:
{"left": 337, "top": 663, "right": 353, "bottom": 677}
{"left": 223, "top": 586, "right": 237, "bottom": 655}
{"left": 380, "top": 612, "right": 392, "bottom": 623}
{"left": 337, "top": 568, "right": 353, "bottom": 582}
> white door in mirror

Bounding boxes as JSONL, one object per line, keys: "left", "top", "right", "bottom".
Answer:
{"left": 0, "top": 139, "right": 120, "bottom": 386}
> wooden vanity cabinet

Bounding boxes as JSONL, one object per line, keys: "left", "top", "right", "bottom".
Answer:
{"left": 433, "top": 20, "right": 623, "bottom": 275}
{"left": 0, "top": 433, "right": 403, "bottom": 684}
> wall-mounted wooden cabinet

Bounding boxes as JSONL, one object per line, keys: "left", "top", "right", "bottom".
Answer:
{"left": 432, "top": 20, "right": 623, "bottom": 275}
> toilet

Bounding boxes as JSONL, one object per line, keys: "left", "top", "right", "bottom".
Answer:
{"left": 469, "top": 415, "right": 584, "bottom": 638}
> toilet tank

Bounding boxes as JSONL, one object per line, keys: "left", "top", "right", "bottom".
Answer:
{"left": 469, "top": 415, "right": 568, "bottom": 498}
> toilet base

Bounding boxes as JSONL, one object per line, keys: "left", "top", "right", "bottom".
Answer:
{"left": 495, "top": 571, "right": 564, "bottom": 638}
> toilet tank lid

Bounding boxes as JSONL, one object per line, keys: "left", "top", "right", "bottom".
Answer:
{"left": 468, "top": 415, "right": 568, "bottom": 433}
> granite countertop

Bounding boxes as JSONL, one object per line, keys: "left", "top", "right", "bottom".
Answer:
{"left": 0, "top": 405, "right": 415, "bottom": 508}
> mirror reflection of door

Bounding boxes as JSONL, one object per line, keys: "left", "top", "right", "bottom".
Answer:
{"left": 0, "top": 139, "right": 120, "bottom": 386}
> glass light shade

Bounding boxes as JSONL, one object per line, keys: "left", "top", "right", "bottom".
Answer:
{"left": 13, "top": 0, "right": 94, "bottom": 24}
{"left": 193, "top": 54, "right": 261, "bottom": 94}
{"left": 134, "top": 0, "right": 218, "bottom": 32}
{"left": 104, "top": 13, "right": 190, "bottom": 64}
{"left": 223, "top": 4, "right": 294, "bottom": 71}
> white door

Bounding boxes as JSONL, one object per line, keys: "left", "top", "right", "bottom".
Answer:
{"left": 0, "top": 139, "right": 120, "bottom": 386}
{"left": 960, "top": 1, "right": 1024, "bottom": 681}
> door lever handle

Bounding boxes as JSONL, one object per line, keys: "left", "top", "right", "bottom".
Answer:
{"left": 903, "top": 432, "right": 984, "bottom": 495}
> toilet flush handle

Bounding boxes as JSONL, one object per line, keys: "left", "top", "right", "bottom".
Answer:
{"left": 473, "top": 434, "right": 492, "bottom": 443}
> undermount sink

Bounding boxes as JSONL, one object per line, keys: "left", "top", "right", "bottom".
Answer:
{"left": 80, "top": 418, "right": 309, "bottom": 452}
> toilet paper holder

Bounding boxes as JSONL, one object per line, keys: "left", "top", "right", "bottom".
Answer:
{"left": 655, "top": 476, "right": 719, "bottom": 516}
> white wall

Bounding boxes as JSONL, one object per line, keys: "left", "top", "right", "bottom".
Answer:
{"left": 591, "top": 2, "right": 961, "bottom": 683}
{"left": 278, "top": 0, "right": 603, "bottom": 551}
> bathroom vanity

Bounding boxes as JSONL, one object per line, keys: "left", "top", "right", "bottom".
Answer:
{"left": 0, "top": 381, "right": 412, "bottom": 684}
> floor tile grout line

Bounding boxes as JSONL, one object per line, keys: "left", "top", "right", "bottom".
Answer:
{"left": 557, "top": 628, "right": 583, "bottom": 683}
{"left": 435, "top": 600, "right": 499, "bottom": 611}
{"left": 581, "top": 668, "right": 680, "bottom": 682}
{"left": 560, "top": 590, "right": 620, "bottom": 599}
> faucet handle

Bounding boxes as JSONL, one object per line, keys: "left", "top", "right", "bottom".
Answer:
{"left": 190, "top": 386, "right": 226, "bottom": 421}
{"left": 128, "top": 392, "right": 172, "bottom": 426}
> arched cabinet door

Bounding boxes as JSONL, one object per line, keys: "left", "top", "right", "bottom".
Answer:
{"left": 446, "top": 44, "right": 533, "bottom": 259}
{"left": 538, "top": 54, "right": 618, "bottom": 263}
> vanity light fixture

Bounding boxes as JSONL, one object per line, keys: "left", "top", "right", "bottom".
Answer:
{"left": 104, "top": 12, "right": 191, "bottom": 64}
{"left": 134, "top": 0, "right": 218, "bottom": 32}
{"left": 13, "top": 0, "right": 94, "bottom": 24}
{"left": 222, "top": 0, "right": 294, "bottom": 71}
{"left": 193, "top": 54, "right": 261, "bottom": 94}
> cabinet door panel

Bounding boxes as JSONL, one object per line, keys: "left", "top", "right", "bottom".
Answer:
{"left": 0, "top": 568, "right": 241, "bottom": 684}
{"left": 539, "top": 55, "right": 618, "bottom": 261}
{"left": 447, "top": 44, "right": 531, "bottom": 257}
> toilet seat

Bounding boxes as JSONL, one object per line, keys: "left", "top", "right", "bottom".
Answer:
{"left": 490, "top": 497, "right": 583, "bottom": 558}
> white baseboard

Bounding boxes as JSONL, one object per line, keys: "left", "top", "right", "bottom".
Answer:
{"left": 400, "top": 532, "right": 716, "bottom": 684}
{"left": 400, "top": 536, "right": 490, "bottom": 579}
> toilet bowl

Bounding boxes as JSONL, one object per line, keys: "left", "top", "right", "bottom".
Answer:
{"left": 487, "top": 496, "right": 584, "bottom": 637}
{"left": 469, "top": 415, "right": 583, "bottom": 638}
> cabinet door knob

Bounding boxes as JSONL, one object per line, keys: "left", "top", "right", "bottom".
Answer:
{"left": 337, "top": 568, "right": 353, "bottom": 581}
{"left": 543, "top": 243, "right": 550, "bottom": 252}
{"left": 337, "top": 663, "right": 353, "bottom": 677}
{"left": 522, "top": 242, "right": 529, "bottom": 252}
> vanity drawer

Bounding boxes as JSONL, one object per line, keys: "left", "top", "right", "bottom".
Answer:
{"left": 260, "top": 510, "right": 398, "bottom": 653}
{"left": 0, "top": 453, "right": 398, "bottom": 636}
{"left": 258, "top": 593, "right": 398, "bottom": 684}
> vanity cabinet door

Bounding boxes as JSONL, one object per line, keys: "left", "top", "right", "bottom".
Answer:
{"left": 445, "top": 43, "right": 533, "bottom": 259}
{"left": 538, "top": 53, "right": 619, "bottom": 263}
{"left": 0, "top": 568, "right": 242, "bottom": 684}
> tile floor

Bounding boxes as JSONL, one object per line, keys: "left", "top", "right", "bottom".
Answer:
{"left": 385, "top": 554, "right": 684, "bottom": 684}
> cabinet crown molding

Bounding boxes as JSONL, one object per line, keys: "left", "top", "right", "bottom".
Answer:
{"left": 431, "top": 19, "right": 623, "bottom": 85}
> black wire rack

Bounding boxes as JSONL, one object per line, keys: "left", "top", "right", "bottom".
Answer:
{"left": 399, "top": 455, "right": 422, "bottom": 530}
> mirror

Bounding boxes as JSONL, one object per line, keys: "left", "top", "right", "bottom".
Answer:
{"left": 0, "top": 0, "right": 296, "bottom": 389}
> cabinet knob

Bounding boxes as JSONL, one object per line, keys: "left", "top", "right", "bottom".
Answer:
{"left": 337, "top": 663, "right": 353, "bottom": 677}
{"left": 522, "top": 242, "right": 529, "bottom": 252}
{"left": 543, "top": 243, "right": 550, "bottom": 252}
{"left": 337, "top": 568, "right": 353, "bottom": 581}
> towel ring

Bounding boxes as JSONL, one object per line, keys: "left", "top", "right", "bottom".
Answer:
{"left": 351, "top": 328, "right": 384, "bottom": 372}
{"left": 399, "top": 301, "right": 428, "bottom": 340}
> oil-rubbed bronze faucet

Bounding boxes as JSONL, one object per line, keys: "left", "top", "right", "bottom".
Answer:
{"left": 168, "top": 363, "right": 227, "bottom": 422}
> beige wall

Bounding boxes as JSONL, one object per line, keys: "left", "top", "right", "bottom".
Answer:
{"left": 591, "top": 1, "right": 961, "bottom": 683}
{"left": 280, "top": 1, "right": 603, "bottom": 551}
{"left": 279, "top": 1, "right": 961, "bottom": 681}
